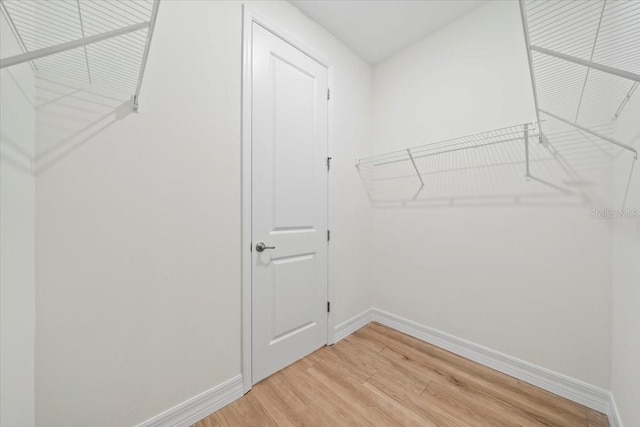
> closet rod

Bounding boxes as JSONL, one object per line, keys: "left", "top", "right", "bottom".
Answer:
{"left": 0, "top": 21, "right": 149, "bottom": 69}
{"left": 530, "top": 45, "right": 640, "bottom": 83}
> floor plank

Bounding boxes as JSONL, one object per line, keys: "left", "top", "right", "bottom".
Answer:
{"left": 194, "top": 323, "right": 608, "bottom": 427}
{"left": 361, "top": 324, "right": 590, "bottom": 425}
{"left": 586, "top": 409, "right": 610, "bottom": 427}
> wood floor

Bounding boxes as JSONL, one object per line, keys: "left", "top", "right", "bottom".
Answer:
{"left": 194, "top": 323, "right": 609, "bottom": 427}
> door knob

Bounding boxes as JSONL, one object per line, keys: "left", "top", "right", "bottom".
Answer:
{"left": 255, "top": 242, "right": 275, "bottom": 252}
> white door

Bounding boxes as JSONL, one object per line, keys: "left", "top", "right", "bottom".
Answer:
{"left": 251, "top": 23, "right": 329, "bottom": 384}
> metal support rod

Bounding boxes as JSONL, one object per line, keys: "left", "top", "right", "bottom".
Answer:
{"left": 519, "top": 1, "right": 543, "bottom": 140}
{"left": 539, "top": 108, "right": 638, "bottom": 159}
{"left": 0, "top": 21, "right": 149, "bottom": 69}
{"left": 613, "top": 82, "right": 638, "bottom": 121}
{"left": 76, "top": 0, "right": 92, "bottom": 85}
{"left": 524, "top": 124, "right": 531, "bottom": 177}
{"left": 574, "top": 0, "right": 607, "bottom": 123}
{"left": 406, "top": 149, "right": 425, "bottom": 187}
{"left": 355, "top": 164, "right": 374, "bottom": 203}
{"left": 531, "top": 45, "right": 640, "bottom": 83}
{"left": 133, "top": 0, "right": 160, "bottom": 112}
{"left": 0, "top": 0, "right": 37, "bottom": 71}
{"left": 411, "top": 185, "right": 423, "bottom": 201}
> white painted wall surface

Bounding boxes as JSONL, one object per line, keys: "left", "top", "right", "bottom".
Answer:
{"left": 0, "top": 12, "right": 36, "bottom": 427}
{"left": 611, "top": 93, "right": 640, "bottom": 426}
{"left": 370, "top": 1, "right": 612, "bottom": 388}
{"left": 34, "top": 1, "right": 371, "bottom": 426}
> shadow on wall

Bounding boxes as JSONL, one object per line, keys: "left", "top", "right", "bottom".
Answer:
{"left": 32, "top": 76, "right": 133, "bottom": 174}
{"left": 0, "top": 68, "right": 35, "bottom": 175}
{"left": 358, "top": 120, "right": 637, "bottom": 210}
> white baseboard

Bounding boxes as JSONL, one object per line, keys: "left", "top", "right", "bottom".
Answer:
{"left": 608, "top": 392, "right": 623, "bottom": 427}
{"left": 138, "top": 308, "right": 623, "bottom": 427}
{"left": 334, "top": 308, "right": 374, "bottom": 342}
{"left": 335, "top": 307, "right": 612, "bottom": 418}
{"left": 136, "top": 375, "right": 243, "bottom": 427}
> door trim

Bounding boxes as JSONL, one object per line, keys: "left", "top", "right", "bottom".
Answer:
{"left": 241, "top": 5, "right": 334, "bottom": 394}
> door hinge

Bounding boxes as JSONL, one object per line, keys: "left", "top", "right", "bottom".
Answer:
{"left": 327, "top": 156, "right": 332, "bottom": 171}
{"left": 327, "top": 88, "right": 330, "bottom": 100}
{"left": 327, "top": 230, "right": 330, "bottom": 242}
{"left": 327, "top": 301, "right": 331, "bottom": 313}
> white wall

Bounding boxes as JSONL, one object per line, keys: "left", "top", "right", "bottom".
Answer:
{"left": 18, "top": 0, "right": 631, "bottom": 424}
{"left": 611, "top": 93, "right": 640, "bottom": 426}
{"left": 370, "top": 1, "right": 612, "bottom": 388}
{"left": 34, "top": 1, "right": 371, "bottom": 426}
{"left": 0, "top": 13, "right": 36, "bottom": 427}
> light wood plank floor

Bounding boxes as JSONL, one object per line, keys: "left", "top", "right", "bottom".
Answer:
{"left": 194, "top": 323, "right": 609, "bottom": 427}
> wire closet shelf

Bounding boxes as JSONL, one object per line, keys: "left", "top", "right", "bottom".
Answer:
{"left": 520, "top": 0, "right": 640, "bottom": 159}
{"left": 358, "top": 124, "right": 537, "bottom": 171}
{"left": 358, "top": 0, "right": 638, "bottom": 206}
{"left": 353, "top": 123, "right": 580, "bottom": 206}
{"left": 0, "top": 0, "right": 160, "bottom": 111}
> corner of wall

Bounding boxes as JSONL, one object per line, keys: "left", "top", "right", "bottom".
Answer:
{"left": 0, "top": 12, "right": 37, "bottom": 427}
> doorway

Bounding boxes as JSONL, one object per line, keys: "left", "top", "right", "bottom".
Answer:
{"left": 242, "top": 9, "right": 333, "bottom": 390}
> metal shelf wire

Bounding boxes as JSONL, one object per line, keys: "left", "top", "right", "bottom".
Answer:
{"left": 355, "top": 124, "right": 586, "bottom": 206}
{"left": 357, "top": 1, "right": 638, "bottom": 207}
{"left": 520, "top": 0, "right": 640, "bottom": 156}
{"left": 0, "top": 0, "right": 160, "bottom": 111}
{"left": 359, "top": 125, "right": 536, "bottom": 166}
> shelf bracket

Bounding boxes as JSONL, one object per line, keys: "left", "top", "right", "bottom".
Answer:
{"left": 406, "top": 149, "right": 425, "bottom": 188}
{"left": 519, "top": 0, "right": 543, "bottom": 141}
{"left": 540, "top": 108, "right": 638, "bottom": 160}
{"left": 524, "top": 123, "right": 531, "bottom": 178}
{"left": 133, "top": 0, "right": 161, "bottom": 112}
{"left": 530, "top": 45, "right": 640, "bottom": 83}
{"left": 573, "top": 0, "right": 607, "bottom": 123}
{"left": 613, "top": 82, "right": 638, "bottom": 121}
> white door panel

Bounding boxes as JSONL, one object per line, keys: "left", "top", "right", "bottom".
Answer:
{"left": 251, "top": 23, "right": 328, "bottom": 384}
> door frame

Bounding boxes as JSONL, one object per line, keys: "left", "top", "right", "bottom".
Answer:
{"left": 241, "top": 5, "right": 335, "bottom": 394}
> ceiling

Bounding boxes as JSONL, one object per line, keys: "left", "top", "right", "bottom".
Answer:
{"left": 291, "top": 0, "right": 487, "bottom": 65}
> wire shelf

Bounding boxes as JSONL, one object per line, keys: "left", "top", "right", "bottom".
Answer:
{"left": 521, "top": 0, "right": 640, "bottom": 137}
{"left": 357, "top": 120, "right": 629, "bottom": 207}
{"left": 359, "top": 124, "right": 537, "bottom": 167}
{"left": 355, "top": 123, "right": 587, "bottom": 206}
{"left": 0, "top": 0, "right": 160, "bottom": 110}
{"left": 356, "top": 1, "right": 638, "bottom": 207}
